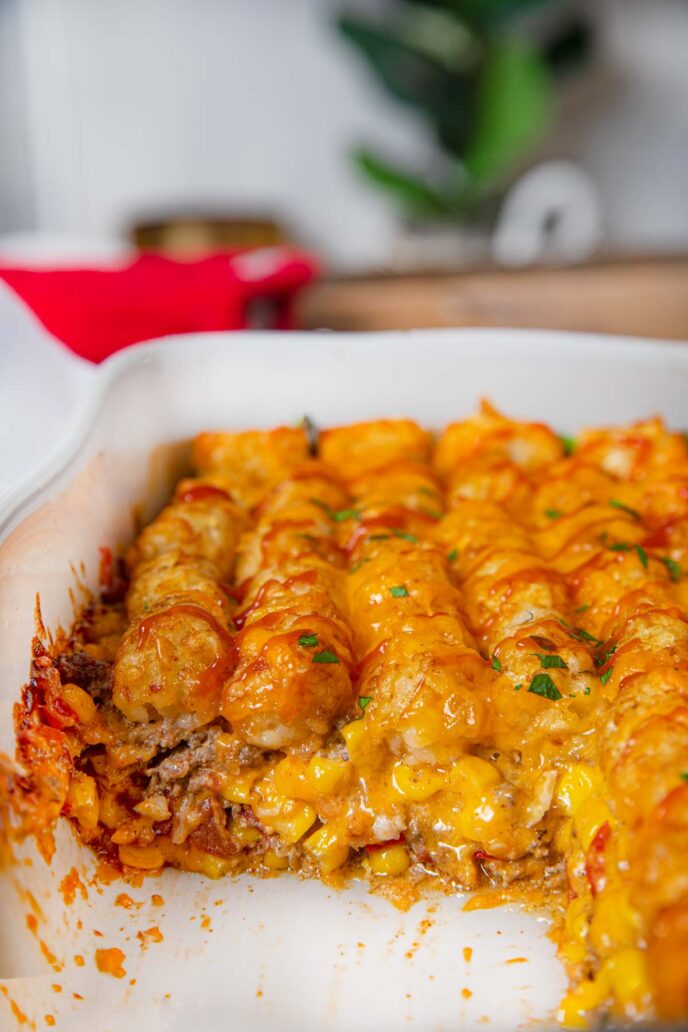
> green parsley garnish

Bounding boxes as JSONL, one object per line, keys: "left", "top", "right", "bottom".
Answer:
{"left": 680, "top": 772, "right": 688, "bottom": 782}
{"left": 560, "top": 435, "right": 576, "bottom": 456}
{"left": 349, "top": 558, "right": 370, "bottom": 575}
{"left": 583, "top": 685, "right": 591, "bottom": 695}
{"left": 419, "top": 506, "right": 442, "bottom": 520}
{"left": 575, "top": 604, "right": 590, "bottom": 614}
{"left": 418, "top": 486, "right": 437, "bottom": 497}
{"left": 662, "top": 556, "right": 682, "bottom": 583}
{"left": 333, "top": 508, "right": 361, "bottom": 523}
{"left": 392, "top": 530, "right": 418, "bottom": 543}
{"left": 528, "top": 673, "right": 563, "bottom": 701}
{"left": 600, "top": 668, "right": 613, "bottom": 686}
{"left": 544, "top": 509, "right": 562, "bottom": 520}
{"left": 358, "top": 696, "right": 372, "bottom": 714}
{"left": 533, "top": 653, "right": 568, "bottom": 670}
{"left": 298, "top": 634, "right": 319, "bottom": 648}
{"left": 313, "top": 649, "right": 340, "bottom": 664}
{"left": 635, "top": 544, "right": 648, "bottom": 569}
{"left": 597, "top": 644, "right": 617, "bottom": 667}
{"left": 491, "top": 655, "right": 502, "bottom": 673}
{"left": 609, "top": 542, "right": 631, "bottom": 552}
{"left": 310, "top": 497, "right": 332, "bottom": 515}
{"left": 609, "top": 499, "right": 641, "bottom": 520}
{"left": 514, "top": 683, "right": 523, "bottom": 691}
{"left": 390, "top": 585, "right": 409, "bottom": 598}
{"left": 369, "top": 533, "right": 391, "bottom": 541}
{"left": 447, "top": 548, "right": 459, "bottom": 562}
{"left": 558, "top": 620, "right": 603, "bottom": 647}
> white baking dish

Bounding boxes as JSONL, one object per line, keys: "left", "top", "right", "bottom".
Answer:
{"left": 1, "top": 285, "right": 687, "bottom": 1031}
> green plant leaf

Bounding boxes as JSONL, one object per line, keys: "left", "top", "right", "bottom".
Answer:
{"left": 354, "top": 148, "right": 462, "bottom": 217}
{"left": 463, "top": 38, "right": 552, "bottom": 188}
{"left": 338, "top": 16, "right": 474, "bottom": 152}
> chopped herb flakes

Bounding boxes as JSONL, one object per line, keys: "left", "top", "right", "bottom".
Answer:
{"left": 491, "top": 655, "right": 502, "bottom": 673}
{"left": 533, "top": 653, "right": 568, "bottom": 670}
{"left": 418, "top": 486, "right": 437, "bottom": 497}
{"left": 358, "top": 696, "right": 372, "bottom": 714}
{"left": 313, "top": 649, "right": 340, "bottom": 664}
{"left": 583, "top": 685, "right": 591, "bottom": 695}
{"left": 681, "top": 772, "right": 688, "bottom": 782}
{"left": 514, "top": 683, "right": 523, "bottom": 691}
{"left": 528, "top": 673, "right": 562, "bottom": 701}
{"left": 390, "top": 585, "right": 409, "bottom": 598}
{"left": 609, "top": 542, "right": 631, "bottom": 552}
{"left": 349, "top": 558, "right": 370, "bottom": 575}
{"left": 447, "top": 548, "right": 459, "bottom": 562}
{"left": 662, "top": 556, "right": 682, "bottom": 583}
{"left": 392, "top": 530, "right": 418, "bottom": 543}
{"left": 600, "top": 668, "right": 613, "bottom": 686}
{"left": 609, "top": 498, "right": 641, "bottom": 520}
{"left": 544, "top": 509, "right": 562, "bottom": 520}
{"left": 597, "top": 644, "right": 617, "bottom": 667}
{"left": 298, "top": 634, "right": 319, "bottom": 648}
{"left": 333, "top": 508, "right": 361, "bottom": 523}
{"left": 575, "top": 604, "right": 590, "bottom": 614}
{"left": 560, "top": 435, "right": 576, "bottom": 456}
{"left": 310, "top": 497, "right": 332, "bottom": 514}
{"left": 369, "top": 533, "right": 391, "bottom": 541}
{"left": 635, "top": 544, "right": 648, "bottom": 569}
{"left": 419, "top": 506, "right": 442, "bottom": 520}
{"left": 532, "top": 676, "right": 561, "bottom": 701}
{"left": 558, "top": 620, "right": 603, "bottom": 647}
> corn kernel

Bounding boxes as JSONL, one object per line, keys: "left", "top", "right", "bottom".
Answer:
{"left": 231, "top": 823, "right": 262, "bottom": 847}
{"left": 197, "top": 853, "right": 232, "bottom": 879}
{"left": 558, "top": 972, "right": 609, "bottom": 1028}
{"left": 603, "top": 948, "right": 650, "bottom": 1009}
{"left": 449, "top": 756, "right": 500, "bottom": 798}
{"left": 60, "top": 683, "right": 96, "bottom": 725}
{"left": 560, "top": 940, "right": 588, "bottom": 967}
{"left": 118, "top": 843, "right": 164, "bottom": 870}
{"left": 134, "top": 795, "right": 171, "bottom": 821}
{"left": 556, "top": 765, "right": 603, "bottom": 817}
{"left": 458, "top": 794, "right": 498, "bottom": 842}
{"left": 263, "top": 800, "right": 316, "bottom": 845}
{"left": 263, "top": 850, "right": 289, "bottom": 871}
{"left": 392, "top": 762, "right": 445, "bottom": 802}
{"left": 156, "top": 839, "right": 231, "bottom": 878}
{"left": 304, "top": 824, "right": 350, "bottom": 873}
{"left": 306, "top": 756, "right": 350, "bottom": 795}
{"left": 590, "top": 892, "right": 639, "bottom": 954}
{"left": 566, "top": 896, "right": 592, "bottom": 942}
{"left": 66, "top": 773, "right": 99, "bottom": 831}
{"left": 274, "top": 757, "right": 314, "bottom": 801}
{"left": 99, "top": 792, "right": 128, "bottom": 829}
{"left": 341, "top": 719, "right": 366, "bottom": 763}
{"left": 573, "top": 797, "right": 612, "bottom": 852}
{"left": 368, "top": 843, "right": 410, "bottom": 877}
{"left": 218, "top": 771, "right": 258, "bottom": 804}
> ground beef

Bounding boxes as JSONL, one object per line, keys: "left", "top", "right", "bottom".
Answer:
{"left": 145, "top": 726, "right": 222, "bottom": 792}
{"left": 56, "top": 651, "right": 113, "bottom": 702}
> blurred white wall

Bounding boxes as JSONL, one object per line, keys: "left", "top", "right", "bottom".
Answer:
{"left": 9, "top": 0, "right": 429, "bottom": 269}
{"left": 1, "top": 0, "right": 687, "bottom": 268}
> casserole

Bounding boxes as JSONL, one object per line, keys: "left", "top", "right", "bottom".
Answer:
{"left": 2, "top": 289, "right": 688, "bottom": 1030}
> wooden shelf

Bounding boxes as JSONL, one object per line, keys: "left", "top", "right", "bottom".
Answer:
{"left": 299, "top": 258, "right": 688, "bottom": 341}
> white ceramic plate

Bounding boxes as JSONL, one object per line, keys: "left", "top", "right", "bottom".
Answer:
{"left": 1, "top": 286, "right": 687, "bottom": 1031}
